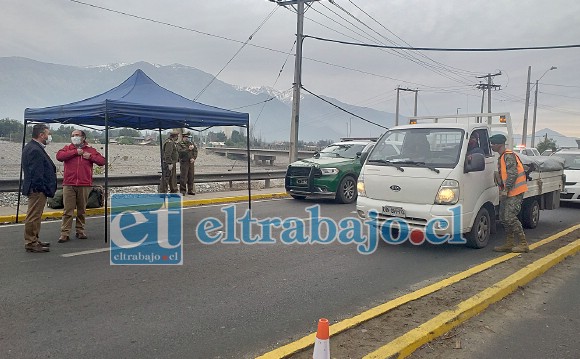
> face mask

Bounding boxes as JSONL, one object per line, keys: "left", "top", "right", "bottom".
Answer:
{"left": 71, "top": 136, "right": 83, "bottom": 145}
{"left": 45, "top": 135, "right": 52, "bottom": 145}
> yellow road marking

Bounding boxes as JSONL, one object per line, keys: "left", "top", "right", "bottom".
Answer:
{"left": 256, "top": 224, "right": 580, "bottom": 358}
{"left": 0, "top": 192, "right": 289, "bottom": 223}
{"left": 364, "top": 239, "right": 580, "bottom": 359}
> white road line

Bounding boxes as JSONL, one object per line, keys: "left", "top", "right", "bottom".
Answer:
{"left": 61, "top": 248, "right": 110, "bottom": 257}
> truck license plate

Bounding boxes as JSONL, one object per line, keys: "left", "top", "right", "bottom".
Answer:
{"left": 296, "top": 178, "right": 308, "bottom": 185}
{"left": 382, "top": 206, "right": 406, "bottom": 217}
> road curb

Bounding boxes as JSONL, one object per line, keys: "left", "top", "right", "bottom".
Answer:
{"left": 364, "top": 239, "right": 580, "bottom": 359}
{"left": 0, "top": 192, "right": 289, "bottom": 224}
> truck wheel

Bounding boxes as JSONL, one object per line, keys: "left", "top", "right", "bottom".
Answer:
{"left": 465, "top": 207, "right": 491, "bottom": 249}
{"left": 290, "top": 194, "right": 306, "bottom": 200}
{"left": 522, "top": 199, "right": 540, "bottom": 229}
{"left": 336, "top": 175, "right": 357, "bottom": 204}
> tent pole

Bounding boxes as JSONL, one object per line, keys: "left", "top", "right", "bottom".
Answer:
{"left": 16, "top": 119, "right": 28, "bottom": 223}
{"left": 246, "top": 124, "right": 251, "bottom": 211}
{"left": 158, "top": 127, "right": 164, "bottom": 194}
{"left": 104, "top": 114, "right": 109, "bottom": 243}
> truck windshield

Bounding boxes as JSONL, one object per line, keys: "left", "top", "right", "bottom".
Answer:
{"left": 368, "top": 128, "right": 464, "bottom": 168}
{"left": 319, "top": 143, "right": 367, "bottom": 159}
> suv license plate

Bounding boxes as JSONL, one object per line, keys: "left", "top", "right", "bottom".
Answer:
{"left": 382, "top": 206, "right": 406, "bottom": 217}
{"left": 296, "top": 178, "right": 308, "bottom": 185}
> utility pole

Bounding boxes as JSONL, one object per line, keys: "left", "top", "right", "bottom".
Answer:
{"left": 395, "top": 87, "right": 419, "bottom": 125}
{"left": 522, "top": 66, "right": 532, "bottom": 146}
{"left": 270, "top": 0, "right": 321, "bottom": 163}
{"left": 531, "top": 79, "right": 539, "bottom": 148}
{"left": 476, "top": 72, "right": 501, "bottom": 123}
{"left": 531, "top": 66, "right": 556, "bottom": 147}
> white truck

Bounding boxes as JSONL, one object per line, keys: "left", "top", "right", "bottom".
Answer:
{"left": 356, "top": 112, "right": 564, "bottom": 248}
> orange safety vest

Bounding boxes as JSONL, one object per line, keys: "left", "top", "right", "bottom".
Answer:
{"left": 499, "top": 150, "right": 528, "bottom": 196}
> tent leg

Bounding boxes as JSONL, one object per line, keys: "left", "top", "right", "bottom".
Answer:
{"left": 16, "top": 119, "right": 28, "bottom": 223}
{"left": 104, "top": 116, "right": 109, "bottom": 243}
{"left": 246, "top": 125, "right": 251, "bottom": 211}
{"left": 158, "top": 128, "right": 164, "bottom": 194}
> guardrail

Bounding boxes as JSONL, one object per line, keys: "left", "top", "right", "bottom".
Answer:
{"left": 0, "top": 170, "right": 287, "bottom": 192}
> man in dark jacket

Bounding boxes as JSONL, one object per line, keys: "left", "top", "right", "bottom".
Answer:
{"left": 21, "top": 124, "right": 57, "bottom": 253}
{"left": 56, "top": 130, "right": 106, "bottom": 242}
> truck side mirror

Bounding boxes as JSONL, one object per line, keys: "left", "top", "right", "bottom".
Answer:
{"left": 465, "top": 153, "right": 485, "bottom": 173}
{"left": 360, "top": 151, "right": 369, "bottom": 165}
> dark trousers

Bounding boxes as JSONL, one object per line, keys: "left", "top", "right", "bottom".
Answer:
{"left": 160, "top": 163, "right": 177, "bottom": 193}
{"left": 179, "top": 161, "right": 195, "bottom": 194}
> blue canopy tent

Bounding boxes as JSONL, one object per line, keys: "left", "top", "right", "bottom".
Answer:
{"left": 19, "top": 69, "right": 251, "bottom": 241}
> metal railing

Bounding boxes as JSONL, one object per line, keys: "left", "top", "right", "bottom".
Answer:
{"left": 0, "top": 170, "right": 287, "bottom": 192}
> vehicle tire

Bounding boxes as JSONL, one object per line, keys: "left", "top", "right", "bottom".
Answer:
{"left": 335, "top": 175, "right": 357, "bottom": 204}
{"left": 465, "top": 207, "right": 491, "bottom": 249}
{"left": 522, "top": 199, "right": 540, "bottom": 229}
{"left": 290, "top": 194, "right": 306, "bottom": 200}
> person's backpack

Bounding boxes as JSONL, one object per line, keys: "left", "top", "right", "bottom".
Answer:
{"left": 46, "top": 188, "right": 64, "bottom": 209}
{"left": 87, "top": 186, "right": 104, "bottom": 208}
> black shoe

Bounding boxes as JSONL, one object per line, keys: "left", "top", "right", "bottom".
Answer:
{"left": 187, "top": 192, "right": 196, "bottom": 195}
{"left": 25, "top": 243, "right": 50, "bottom": 253}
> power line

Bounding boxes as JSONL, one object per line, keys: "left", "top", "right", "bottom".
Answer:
{"left": 301, "top": 86, "right": 388, "bottom": 129}
{"left": 303, "top": 35, "right": 580, "bottom": 51}
{"left": 539, "top": 91, "right": 580, "bottom": 100}
{"left": 194, "top": 6, "right": 279, "bottom": 100}
{"left": 316, "top": 1, "right": 475, "bottom": 86}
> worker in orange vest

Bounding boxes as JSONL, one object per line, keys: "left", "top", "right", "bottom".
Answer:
{"left": 490, "top": 134, "right": 529, "bottom": 253}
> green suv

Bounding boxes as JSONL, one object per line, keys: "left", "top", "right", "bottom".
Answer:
{"left": 285, "top": 139, "right": 375, "bottom": 203}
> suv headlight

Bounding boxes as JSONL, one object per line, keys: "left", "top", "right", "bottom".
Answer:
{"left": 435, "top": 179, "right": 459, "bottom": 204}
{"left": 320, "top": 167, "right": 339, "bottom": 175}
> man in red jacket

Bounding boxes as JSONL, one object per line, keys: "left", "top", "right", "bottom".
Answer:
{"left": 56, "top": 130, "right": 106, "bottom": 242}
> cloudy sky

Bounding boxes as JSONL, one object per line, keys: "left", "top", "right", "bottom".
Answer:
{"left": 2, "top": 0, "right": 580, "bottom": 138}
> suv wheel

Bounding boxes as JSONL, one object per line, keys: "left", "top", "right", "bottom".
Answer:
{"left": 335, "top": 175, "right": 357, "bottom": 204}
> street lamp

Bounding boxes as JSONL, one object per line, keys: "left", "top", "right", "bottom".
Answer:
{"left": 456, "top": 107, "right": 461, "bottom": 115}
{"left": 531, "top": 66, "right": 557, "bottom": 147}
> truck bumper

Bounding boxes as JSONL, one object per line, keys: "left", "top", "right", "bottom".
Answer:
{"left": 356, "top": 196, "right": 474, "bottom": 236}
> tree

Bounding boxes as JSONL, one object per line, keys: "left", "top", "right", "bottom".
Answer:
{"left": 536, "top": 135, "right": 557, "bottom": 154}
{"left": 0, "top": 118, "right": 24, "bottom": 141}
{"left": 119, "top": 128, "right": 141, "bottom": 137}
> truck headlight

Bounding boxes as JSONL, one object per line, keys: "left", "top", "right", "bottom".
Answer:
{"left": 320, "top": 167, "right": 339, "bottom": 175}
{"left": 357, "top": 174, "right": 366, "bottom": 197}
{"left": 435, "top": 179, "right": 459, "bottom": 204}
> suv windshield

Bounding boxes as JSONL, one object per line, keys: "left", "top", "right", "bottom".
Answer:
{"left": 319, "top": 143, "right": 367, "bottom": 159}
{"left": 368, "top": 128, "right": 464, "bottom": 168}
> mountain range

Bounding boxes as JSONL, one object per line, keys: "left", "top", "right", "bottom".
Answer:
{"left": 1, "top": 57, "right": 577, "bottom": 147}
{"left": 0, "top": 57, "right": 395, "bottom": 142}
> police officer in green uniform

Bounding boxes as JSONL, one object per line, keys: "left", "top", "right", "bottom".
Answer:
{"left": 160, "top": 130, "right": 179, "bottom": 193}
{"left": 178, "top": 132, "right": 198, "bottom": 195}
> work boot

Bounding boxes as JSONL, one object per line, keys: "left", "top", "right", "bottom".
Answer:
{"left": 493, "top": 235, "right": 515, "bottom": 252}
{"left": 511, "top": 235, "right": 529, "bottom": 253}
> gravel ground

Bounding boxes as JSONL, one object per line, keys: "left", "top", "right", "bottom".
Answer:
{"left": 0, "top": 140, "right": 287, "bottom": 206}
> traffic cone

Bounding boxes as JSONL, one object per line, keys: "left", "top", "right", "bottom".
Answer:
{"left": 312, "top": 318, "right": 330, "bottom": 359}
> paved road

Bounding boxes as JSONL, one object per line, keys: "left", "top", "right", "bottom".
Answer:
{"left": 1, "top": 199, "right": 578, "bottom": 358}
